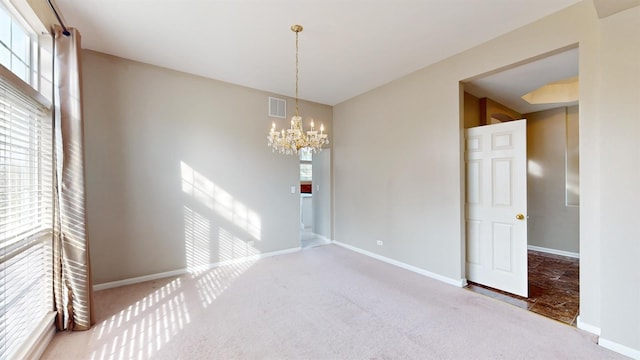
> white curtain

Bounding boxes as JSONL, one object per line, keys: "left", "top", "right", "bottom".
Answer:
{"left": 52, "top": 24, "right": 94, "bottom": 331}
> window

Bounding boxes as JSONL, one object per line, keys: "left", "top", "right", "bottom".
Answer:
{"left": 0, "top": 3, "right": 54, "bottom": 355}
{"left": 0, "top": 64, "right": 53, "bottom": 360}
{"left": 299, "top": 148, "right": 312, "bottom": 162}
{"left": 0, "top": 3, "right": 33, "bottom": 84}
{"left": 0, "top": 2, "right": 51, "bottom": 101}
{"left": 299, "top": 148, "right": 312, "bottom": 182}
{"left": 300, "top": 163, "right": 312, "bottom": 182}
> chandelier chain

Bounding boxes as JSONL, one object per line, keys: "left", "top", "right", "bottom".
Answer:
{"left": 295, "top": 29, "right": 299, "bottom": 117}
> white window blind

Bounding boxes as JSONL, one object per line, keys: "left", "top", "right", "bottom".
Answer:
{"left": 0, "top": 68, "right": 53, "bottom": 359}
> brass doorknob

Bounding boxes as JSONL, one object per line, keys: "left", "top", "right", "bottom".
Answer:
{"left": 516, "top": 214, "right": 525, "bottom": 220}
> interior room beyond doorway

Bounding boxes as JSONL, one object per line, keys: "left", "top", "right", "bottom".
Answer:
{"left": 299, "top": 148, "right": 332, "bottom": 249}
{"left": 461, "top": 47, "right": 580, "bottom": 325}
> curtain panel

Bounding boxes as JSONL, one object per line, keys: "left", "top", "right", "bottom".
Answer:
{"left": 52, "top": 25, "right": 94, "bottom": 331}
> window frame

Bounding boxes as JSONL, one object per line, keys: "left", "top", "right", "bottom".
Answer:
{"left": 0, "top": 0, "right": 52, "bottom": 100}
{"left": 0, "top": 2, "right": 55, "bottom": 359}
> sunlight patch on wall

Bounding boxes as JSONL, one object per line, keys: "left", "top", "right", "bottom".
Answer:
{"left": 528, "top": 160, "right": 544, "bottom": 178}
{"left": 180, "top": 161, "right": 262, "bottom": 308}
{"left": 184, "top": 206, "right": 211, "bottom": 271}
{"left": 566, "top": 181, "right": 580, "bottom": 206}
{"left": 219, "top": 227, "right": 259, "bottom": 262}
{"left": 181, "top": 161, "right": 262, "bottom": 240}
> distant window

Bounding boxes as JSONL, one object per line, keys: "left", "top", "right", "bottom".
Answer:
{"left": 299, "top": 148, "right": 312, "bottom": 181}
{"left": 299, "top": 148, "right": 312, "bottom": 162}
{"left": 300, "top": 163, "right": 312, "bottom": 182}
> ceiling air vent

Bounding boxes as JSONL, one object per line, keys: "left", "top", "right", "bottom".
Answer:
{"left": 268, "top": 97, "right": 286, "bottom": 118}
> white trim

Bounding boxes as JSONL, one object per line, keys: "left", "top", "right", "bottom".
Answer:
{"left": 528, "top": 245, "right": 579, "bottom": 259}
{"left": 13, "top": 311, "right": 56, "bottom": 360}
{"left": 1, "top": 0, "right": 48, "bottom": 34}
{"left": 0, "top": 62, "right": 51, "bottom": 109}
{"left": 94, "top": 268, "right": 186, "bottom": 291}
{"left": 94, "top": 246, "right": 301, "bottom": 291}
{"left": 599, "top": 337, "right": 640, "bottom": 359}
{"left": 577, "top": 316, "right": 601, "bottom": 336}
{"left": 332, "top": 240, "right": 465, "bottom": 287}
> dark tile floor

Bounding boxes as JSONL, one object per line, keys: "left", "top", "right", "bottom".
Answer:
{"left": 466, "top": 250, "right": 579, "bottom": 325}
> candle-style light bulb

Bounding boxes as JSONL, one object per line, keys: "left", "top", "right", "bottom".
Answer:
{"left": 320, "top": 124, "right": 324, "bottom": 133}
{"left": 310, "top": 120, "right": 314, "bottom": 130}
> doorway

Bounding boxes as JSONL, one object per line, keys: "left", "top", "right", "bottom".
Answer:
{"left": 461, "top": 47, "right": 580, "bottom": 325}
{"left": 299, "top": 148, "right": 332, "bottom": 249}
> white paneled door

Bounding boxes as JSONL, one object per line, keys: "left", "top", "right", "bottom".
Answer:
{"left": 465, "top": 119, "right": 528, "bottom": 297}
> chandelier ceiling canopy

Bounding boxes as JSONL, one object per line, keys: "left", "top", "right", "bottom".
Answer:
{"left": 268, "top": 24, "right": 329, "bottom": 155}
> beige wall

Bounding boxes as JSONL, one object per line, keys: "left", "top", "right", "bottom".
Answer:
{"left": 463, "top": 92, "right": 480, "bottom": 128}
{"left": 598, "top": 5, "right": 640, "bottom": 350}
{"left": 526, "top": 106, "right": 579, "bottom": 253}
{"left": 82, "top": 50, "right": 332, "bottom": 284}
{"left": 312, "top": 149, "right": 332, "bottom": 239}
{"left": 481, "top": 98, "right": 522, "bottom": 124}
{"left": 334, "top": 1, "right": 639, "bottom": 354}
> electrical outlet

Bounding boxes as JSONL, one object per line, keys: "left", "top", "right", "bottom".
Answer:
{"left": 376, "top": 240, "right": 383, "bottom": 246}
{"left": 290, "top": 185, "right": 296, "bottom": 194}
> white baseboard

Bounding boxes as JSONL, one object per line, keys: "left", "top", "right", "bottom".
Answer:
{"left": 576, "top": 316, "right": 601, "bottom": 336}
{"left": 332, "top": 240, "right": 465, "bottom": 287}
{"left": 94, "top": 246, "right": 301, "bottom": 291}
{"left": 528, "top": 245, "right": 579, "bottom": 259}
{"left": 599, "top": 337, "right": 640, "bottom": 359}
{"left": 94, "top": 268, "right": 186, "bottom": 291}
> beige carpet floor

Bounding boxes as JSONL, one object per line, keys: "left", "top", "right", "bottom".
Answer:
{"left": 42, "top": 244, "right": 623, "bottom": 359}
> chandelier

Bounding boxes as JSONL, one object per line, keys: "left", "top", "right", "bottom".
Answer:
{"left": 268, "top": 24, "right": 329, "bottom": 155}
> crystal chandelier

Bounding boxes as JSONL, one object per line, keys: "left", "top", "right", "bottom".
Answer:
{"left": 268, "top": 24, "right": 329, "bottom": 155}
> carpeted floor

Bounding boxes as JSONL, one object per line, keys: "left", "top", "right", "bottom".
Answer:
{"left": 42, "top": 244, "right": 623, "bottom": 359}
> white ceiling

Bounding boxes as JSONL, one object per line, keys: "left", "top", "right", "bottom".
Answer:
{"left": 53, "top": 0, "right": 581, "bottom": 106}
{"left": 464, "top": 47, "right": 579, "bottom": 114}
